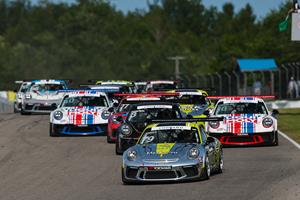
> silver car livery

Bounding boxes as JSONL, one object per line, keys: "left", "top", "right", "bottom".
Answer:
{"left": 122, "top": 119, "right": 223, "bottom": 184}
{"left": 21, "top": 80, "right": 68, "bottom": 114}
{"left": 14, "top": 81, "right": 31, "bottom": 113}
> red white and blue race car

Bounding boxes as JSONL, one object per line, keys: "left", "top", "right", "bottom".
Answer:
{"left": 49, "top": 90, "right": 112, "bottom": 136}
{"left": 206, "top": 96, "right": 279, "bottom": 146}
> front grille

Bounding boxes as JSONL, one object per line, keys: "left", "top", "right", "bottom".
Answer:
{"left": 228, "top": 136, "right": 254, "bottom": 143}
{"left": 38, "top": 106, "right": 54, "bottom": 111}
{"left": 69, "top": 126, "right": 96, "bottom": 133}
{"left": 144, "top": 171, "right": 176, "bottom": 179}
{"left": 126, "top": 168, "right": 138, "bottom": 179}
{"left": 183, "top": 166, "right": 198, "bottom": 177}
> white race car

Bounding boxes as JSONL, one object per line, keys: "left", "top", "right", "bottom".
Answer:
{"left": 21, "top": 80, "right": 68, "bottom": 114}
{"left": 14, "top": 81, "right": 31, "bottom": 113}
{"left": 206, "top": 96, "right": 279, "bottom": 146}
{"left": 50, "top": 90, "right": 112, "bottom": 136}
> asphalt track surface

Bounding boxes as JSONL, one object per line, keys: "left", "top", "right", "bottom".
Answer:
{"left": 0, "top": 114, "right": 299, "bottom": 200}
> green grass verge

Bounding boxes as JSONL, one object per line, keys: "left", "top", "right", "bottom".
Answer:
{"left": 278, "top": 108, "right": 300, "bottom": 143}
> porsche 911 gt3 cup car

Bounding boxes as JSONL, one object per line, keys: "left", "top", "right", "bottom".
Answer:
{"left": 107, "top": 92, "right": 180, "bottom": 143}
{"left": 21, "top": 80, "right": 68, "bottom": 114}
{"left": 14, "top": 81, "right": 31, "bottom": 113}
{"left": 207, "top": 96, "right": 279, "bottom": 146}
{"left": 49, "top": 90, "right": 112, "bottom": 136}
{"left": 167, "top": 89, "right": 213, "bottom": 118}
{"left": 122, "top": 119, "right": 224, "bottom": 184}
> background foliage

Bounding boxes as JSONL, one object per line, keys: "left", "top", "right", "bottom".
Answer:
{"left": 0, "top": 0, "right": 297, "bottom": 88}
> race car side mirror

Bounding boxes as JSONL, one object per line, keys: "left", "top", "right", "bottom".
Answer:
{"left": 108, "top": 107, "right": 114, "bottom": 112}
{"left": 116, "top": 116, "right": 123, "bottom": 122}
{"left": 203, "top": 110, "right": 210, "bottom": 116}
{"left": 272, "top": 109, "right": 279, "bottom": 116}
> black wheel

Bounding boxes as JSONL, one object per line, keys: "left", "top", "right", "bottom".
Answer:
{"left": 107, "top": 135, "right": 114, "bottom": 143}
{"left": 115, "top": 135, "right": 123, "bottom": 155}
{"left": 215, "top": 150, "right": 224, "bottom": 174}
{"left": 21, "top": 108, "right": 31, "bottom": 115}
{"left": 201, "top": 156, "right": 210, "bottom": 180}
{"left": 13, "top": 103, "right": 19, "bottom": 113}
{"left": 49, "top": 123, "right": 59, "bottom": 137}
{"left": 273, "top": 131, "right": 279, "bottom": 146}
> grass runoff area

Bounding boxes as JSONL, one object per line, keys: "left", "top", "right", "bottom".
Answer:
{"left": 278, "top": 109, "right": 300, "bottom": 143}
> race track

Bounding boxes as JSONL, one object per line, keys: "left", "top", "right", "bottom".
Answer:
{"left": 0, "top": 114, "right": 299, "bottom": 200}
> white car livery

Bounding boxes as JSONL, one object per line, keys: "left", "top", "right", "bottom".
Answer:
{"left": 49, "top": 90, "right": 112, "bottom": 136}
{"left": 14, "top": 81, "right": 31, "bottom": 113}
{"left": 207, "top": 96, "right": 279, "bottom": 146}
{"left": 21, "top": 80, "right": 68, "bottom": 114}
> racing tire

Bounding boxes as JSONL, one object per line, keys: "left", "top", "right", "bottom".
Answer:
{"left": 215, "top": 150, "right": 224, "bottom": 174}
{"left": 115, "top": 135, "right": 123, "bottom": 155}
{"left": 20, "top": 108, "right": 31, "bottom": 115}
{"left": 201, "top": 156, "right": 211, "bottom": 180}
{"left": 49, "top": 123, "right": 59, "bottom": 137}
{"left": 13, "top": 103, "right": 19, "bottom": 113}
{"left": 272, "top": 131, "right": 279, "bottom": 146}
{"left": 107, "top": 135, "right": 115, "bottom": 144}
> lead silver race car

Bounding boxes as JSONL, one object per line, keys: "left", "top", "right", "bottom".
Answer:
{"left": 21, "top": 80, "right": 68, "bottom": 115}
{"left": 122, "top": 119, "right": 223, "bottom": 184}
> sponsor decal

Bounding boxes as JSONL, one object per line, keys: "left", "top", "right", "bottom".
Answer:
{"left": 67, "top": 106, "right": 100, "bottom": 125}
{"left": 156, "top": 143, "right": 175, "bottom": 157}
{"left": 225, "top": 114, "right": 257, "bottom": 134}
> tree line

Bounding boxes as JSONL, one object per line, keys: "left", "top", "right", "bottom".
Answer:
{"left": 0, "top": 0, "right": 297, "bottom": 89}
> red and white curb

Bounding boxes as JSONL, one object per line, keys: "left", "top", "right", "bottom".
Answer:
{"left": 278, "top": 130, "right": 300, "bottom": 150}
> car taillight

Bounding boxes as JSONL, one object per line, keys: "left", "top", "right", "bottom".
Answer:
{"left": 209, "top": 121, "right": 220, "bottom": 129}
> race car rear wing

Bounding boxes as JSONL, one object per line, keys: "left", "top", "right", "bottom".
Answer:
{"left": 151, "top": 117, "right": 224, "bottom": 123}
{"left": 58, "top": 88, "right": 121, "bottom": 93}
{"left": 207, "top": 95, "right": 275, "bottom": 100}
{"left": 114, "top": 92, "right": 180, "bottom": 97}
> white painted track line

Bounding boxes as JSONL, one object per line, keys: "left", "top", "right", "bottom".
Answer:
{"left": 279, "top": 130, "right": 300, "bottom": 150}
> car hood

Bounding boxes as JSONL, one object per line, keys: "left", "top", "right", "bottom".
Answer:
{"left": 62, "top": 106, "right": 108, "bottom": 125}
{"left": 134, "top": 143, "right": 199, "bottom": 160}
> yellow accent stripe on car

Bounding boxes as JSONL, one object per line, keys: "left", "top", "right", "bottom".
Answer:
{"left": 156, "top": 143, "right": 175, "bottom": 156}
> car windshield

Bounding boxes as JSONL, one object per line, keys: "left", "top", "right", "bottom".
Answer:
{"left": 30, "top": 84, "right": 65, "bottom": 92}
{"left": 215, "top": 102, "right": 268, "bottom": 115}
{"left": 173, "top": 95, "right": 208, "bottom": 105}
{"left": 139, "top": 128, "right": 199, "bottom": 144}
{"left": 61, "top": 96, "right": 108, "bottom": 107}
{"left": 128, "top": 108, "right": 179, "bottom": 123}
{"left": 152, "top": 83, "right": 176, "bottom": 91}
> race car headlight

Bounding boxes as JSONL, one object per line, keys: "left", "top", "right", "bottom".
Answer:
{"left": 188, "top": 148, "right": 199, "bottom": 159}
{"left": 209, "top": 121, "right": 220, "bottom": 129}
{"left": 127, "top": 150, "right": 137, "bottom": 161}
{"left": 25, "top": 94, "right": 31, "bottom": 99}
{"left": 262, "top": 118, "right": 273, "bottom": 128}
{"left": 54, "top": 111, "right": 63, "bottom": 120}
{"left": 17, "top": 93, "right": 22, "bottom": 99}
{"left": 101, "top": 110, "right": 111, "bottom": 120}
{"left": 121, "top": 124, "right": 132, "bottom": 136}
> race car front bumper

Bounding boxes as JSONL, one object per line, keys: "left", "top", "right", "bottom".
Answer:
{"left": 52, "top": 124, "right": 108, "bottom": 136}
{"left": 209, "top": 131, "right": 278, "bottom": 146}
{"left": 123, "top": 162, "right": 203, "bottom": 183}
{"left": 22, "top": 100, "right": 59, "bottom": 113}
